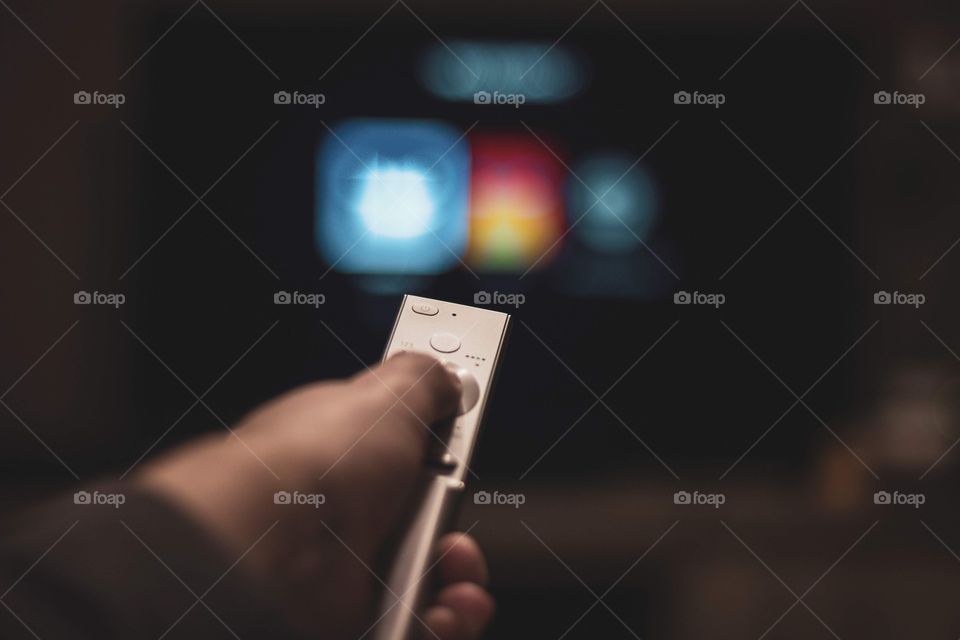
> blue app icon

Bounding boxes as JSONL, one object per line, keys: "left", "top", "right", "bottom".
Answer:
{"left": 316, "top": 119, "right": 470, "bottom": 274}
{"left": 568, "top": 153, "right": 659, "bottom": 254}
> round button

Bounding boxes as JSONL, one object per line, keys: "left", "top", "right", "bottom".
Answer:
{"left": 443, "top": 362, "right": 480, "bottom": 415}
{"left": 430, "top": 332, "right": 461, "bottom": 353}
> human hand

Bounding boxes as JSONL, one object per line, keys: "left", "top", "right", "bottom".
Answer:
{"left": 135, "top": 352, "right": 494, "bottom": 639}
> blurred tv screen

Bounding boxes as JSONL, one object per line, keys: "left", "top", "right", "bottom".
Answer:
{"left": 132, "top": 11, "right": 864, "bottom": 478}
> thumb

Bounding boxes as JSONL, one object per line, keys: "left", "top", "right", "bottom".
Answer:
{"left": 337, "top": 352, "right": 462, "bottom": 549}
{"left": 349, "top": 351, "right": 462, "bottom": 445}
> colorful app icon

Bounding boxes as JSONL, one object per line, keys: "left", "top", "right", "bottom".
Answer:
{"left": 466, "top": 134, "right": 566, "bottom": 272}
{"left": 315, "top": 119, "right": 470, "bottom": 274}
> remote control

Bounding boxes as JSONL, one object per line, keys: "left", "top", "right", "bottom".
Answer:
{"left": 372, "top": 294, "right": 510, "bottom": 640}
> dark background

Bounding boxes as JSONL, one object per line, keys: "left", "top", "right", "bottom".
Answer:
{"left": 3, "top": 1, "right": 960, "bottom": 638}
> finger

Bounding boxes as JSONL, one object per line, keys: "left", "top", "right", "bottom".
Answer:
{"left": 336, "top": 353, "right": 463, "bottom": 551}
{"left": 352, "top": 352, "right": 462, "bottom": 437}
{"left": 424, "top": 582, "right": 494, "bottom": 640}
{"left": 436, "top": 533, "right": 488, "bottom": 587}
{"left": 421, "top": 606, "right": 458, "bottom": 640}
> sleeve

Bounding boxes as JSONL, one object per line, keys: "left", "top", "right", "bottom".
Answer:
{"left": 0, "top": 482, "right": 303, "bottom": 640}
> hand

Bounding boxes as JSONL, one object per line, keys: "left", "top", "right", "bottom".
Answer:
{"left": 135, "top": 352, "right": 494, "bottom": 639}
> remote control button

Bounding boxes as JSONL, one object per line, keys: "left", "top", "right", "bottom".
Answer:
{"left": 430, "top": 332, "right": 460, "bottom": 353}
{"left": 412, "top": 302, "right": 439, "bottom": 316}
{"left": 443, "top": 361, "right": 480, "bottom": 414}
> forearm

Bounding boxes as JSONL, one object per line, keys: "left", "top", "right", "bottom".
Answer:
{"left": 0, "top": 482, "right": 298, "bottom": 640}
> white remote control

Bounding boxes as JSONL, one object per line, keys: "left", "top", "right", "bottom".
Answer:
{"left": 373, "top": 294, "right": 511, "bottom": 640}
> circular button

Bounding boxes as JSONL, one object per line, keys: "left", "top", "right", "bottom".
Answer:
{"left": 430, "top": 332, "right": 461, "bottom": 353}
{"left": 443, "top": 362, "right": 480, "bottom": 415}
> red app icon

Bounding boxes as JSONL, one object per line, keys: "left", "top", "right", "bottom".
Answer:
{"left": 466, "top": 134, "right": 567, "bottom": 272}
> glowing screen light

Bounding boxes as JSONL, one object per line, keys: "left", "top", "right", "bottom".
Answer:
{"left": 568, "top": 153, "right": 659, "bottom": 253}
{"left": 315, "top": 119, "right": 469, "bottom": 274}
{"left": 356, "top": 164, "right": 434, "bottom": 238}
{"left": 419, "top": 40, "right": 588, "bottom": 104}
{"left": 466, "top": 134, "right": 566, "bottom": 272}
